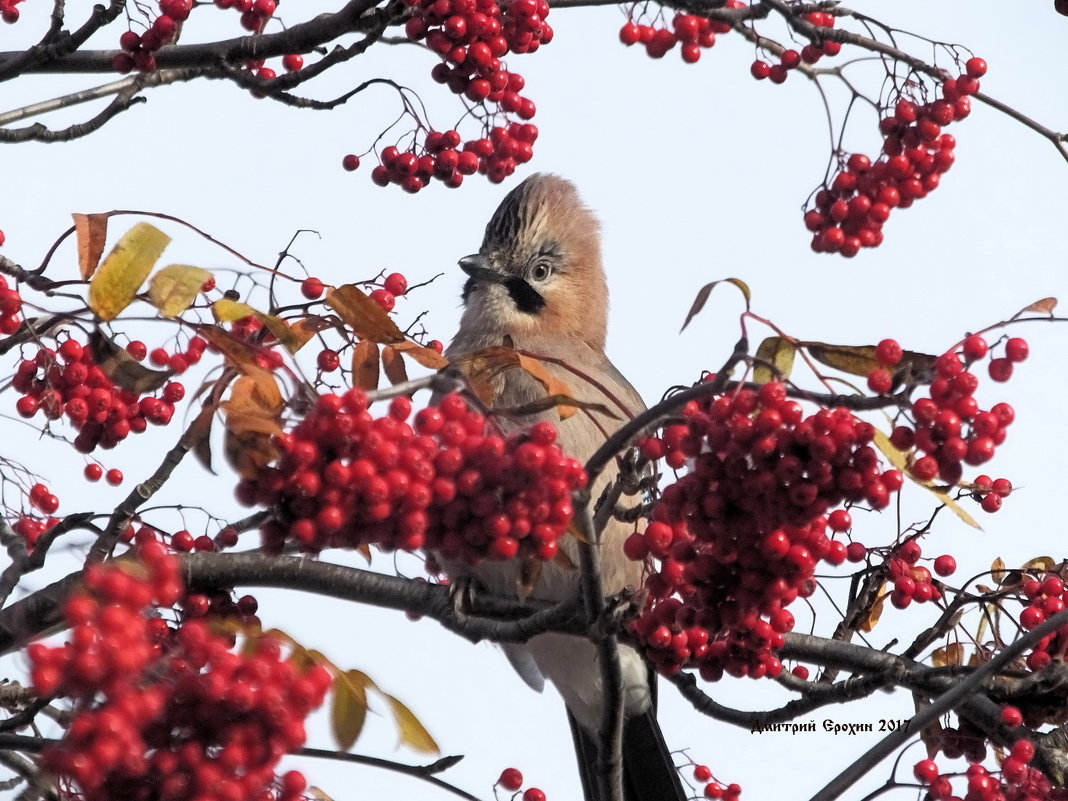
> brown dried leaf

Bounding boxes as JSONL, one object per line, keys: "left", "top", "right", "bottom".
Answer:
{"left": 801, "top": 341, "right": 936, "bottom": 378}
{"left": 289, "top": 316, "right": 334, "bottom": 352}
{"left": 182, "top": 403, "right": 216, "bottom": 474}
{"left": 931, "top": 642, "right": 965, "bottom": 667}
{"left": 680, "top": 277, "right": 751, "bottom": 332}
{"left": 382, "top": 345, "right": 409, "bottom": 386}
{"left": 72, "top": 212, "right": 109, "bottom": 280}
{"left": 326, "top": 285, "right": 404, "bottom": 344}
{"left": 221, "top": 374, "right": 283, "bottom": 478}
{"left": 352, "top": 339, "right": 380, "bottom": 391}
{"left": 224, "top": 427, "right": 280, "bottom": 479}
{"left": 385, "top": 693, "right": 438, "bottom": 754}
{"left": 198, "top": 326, "right": 269, "bottom": 378}
{"left": 991, "top": 557, "right": 1007, "bottom": 584}
{"left": 915, "top": 693, "right": 944, "bottom": 759}
{"left": 859, "top": 585, "right": 888, "bottom": 633}
{"left": 149, "top": 264, "right": 211, "bottom": 318}
{"left": 88, "top": 222, "right": 171, "bottom": 321}
{"left": 391, "top": 340, "right": 449, "bottom": 369}
{"left": 753, "top": 336, "right": 797, "bottom": 384}
{"left": 1015, "top": 297, "right": 1058, "bottom": 317}
{"left": 89, "top": 329, "right": 172, "bottom": 393}
{"left": 1022, "top": 556, "right": 1057, "bottom": 573}
{"left": 224, "top": 374, "right": 283, "bottom": 420}
{"left": 331, "top": 669, "right": 370, "bottom": 751}
{"left": 500, "top": 394, "right": 616, "bottom": 421}
{"left": 449, "top": 345, "right": 521, "bottom": 405}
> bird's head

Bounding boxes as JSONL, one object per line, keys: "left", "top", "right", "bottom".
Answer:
{"left": 457, "top": 173, "right": 608, "bottom": 351}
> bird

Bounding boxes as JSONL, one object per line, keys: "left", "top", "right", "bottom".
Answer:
{"left": 442, "top": 173, "right": 686, "bottom": 801}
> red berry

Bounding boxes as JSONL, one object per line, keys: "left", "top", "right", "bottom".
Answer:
{"left": 988, "top": 358, "right": 1013, "bottom": 382}
{"left": 342, "top": 154, "right": 361, "bottom": 171}
{"left": 383, "top": 273, "right": 408, "bottom": 296}
{"left": 1001, "top": 705, "right": 1023, "bottom": 727}
{"left": 84, "top": 464, "right": 104, "bottom": 482}
{"left": 750, "top": 60, "right": 770, "bottom": 80}
{"left": 301, "top": 277, "right": 325, "bottom": 299}
{"left": 498, "top": 768, "right": 524, "bottom": 791}
{"left": 933, "top": 555, "right": 956, "bottom": 576}
{"left": 1004, "top": 337, "right": 1029, "bottom": 363}
{"left": 106, "top": 469, "right": 124, "bottom": 486}
{"left": 370, "top": 289, "right": 395, "bottom": 312}
{"left": 283, "top": 53, "right": 304, "bottom": 71}
{"left": 317, "top": 349, "right": 340, "bottom": 372}
{"left": 965, "top": 57, "right": 987, "bottom": 78}
{"left": 913, "top": 759, "right": 939, "bottom": 784}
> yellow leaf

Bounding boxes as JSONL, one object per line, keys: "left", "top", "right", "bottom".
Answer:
{"left": 149, "top": 264, "right": 212, "bottom": 318}
{"left": 680, "top": 277, "right": 751, "bottom": 332}
{"left": 385, "top": 694, "right": 438, "bottom": 753}
{"left": 213, "top": 298, "right": 258, "bottom": 323}
{"left": 326, "top": 285, "right": 405, "bottom": 344}
{"left": 331, "top": 670, "right": 370, "bottom": 751}
{"left": 88, "top": 222, "right": 171, "bottom": 321}
{"left": 753, "top": 336, "right": 796, "bottom": 384}
{"left": 876, "top": 429, "right": 980, "bottom": 528}
{"left": 352, "top": 340, "right": 380, "bottom": 391}
{"left": 72, "top": 212, "right": 109, "bottom": 280}
{"left": 391, "top": 340, "right": 449, "bottom": 369}
{"left": 89, "top": 329, "right": 172, "bottom": 393}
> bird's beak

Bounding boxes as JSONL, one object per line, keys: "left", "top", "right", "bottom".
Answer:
{"left": 458, "top": 254, "right": 506, "bottom": 284}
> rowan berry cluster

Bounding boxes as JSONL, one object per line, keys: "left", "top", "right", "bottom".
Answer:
{"left": 0, "top": 0, "right": 24, "bottom": 23}
{"left": 629, "top": 382, "right": 902, "bottom": 679}
{"left": 12, "top": 337, "right": 190, "bottom": 453}
{"left": 876, "top": 334, "right": 1023, "bottom": 495}
{"left": 805, "top": 57, "right": 987, "bottom": 256}
{"left": 884, "top": 539, "right": 943, "bottom": 610}
{"left": 497, "top": 767, "right": 548, "bottom": 800}
{"left": 618, "top": 6, "right": 738, "bottom": 64}
{"left": 1019, "top": 573, "right": 1068, "bottom": 672}
{"left": 750, "top": 12, "right": 842, "bottom": 81}
{"left": 112, "top": 0, "right": 189, "bottom": 74}
{"left": 30, "top": 541, "right": 331, "bottom": 801}
{"left": 380, "top": 0, "right": 549, "bottom": 190}
{"left": 913, "top": 740, "right": 1065, "bottom": 801}
{"left": 0, "top": 275, "right": 23, "bottom": 334}
{"left": 240, "top": 392, "right": 586, "bottom": 563}
{"left": 12, "top": 513, "right": 60, "bottom": 552}
{"left": 690, "top": 764, "right": 741, "bottom": 800}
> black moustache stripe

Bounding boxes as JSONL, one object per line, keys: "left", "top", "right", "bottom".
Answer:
{"left": 504, "top": 276, "right": 545, "bottom": 315}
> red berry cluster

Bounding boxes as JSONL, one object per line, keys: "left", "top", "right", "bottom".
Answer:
{"left": 239, "top": 392, "right": 587, "bottom": 563}
{"left": 804, "top": 57, "right": 987, "bottom": 256}
{"left": 12, "top": 338, "right": 190, "bottom": 453}
{"left": 690, "top": 764, "right": 741, "bottom": 800}
{"left": 876, "top": 334, "right": 1022, "bottom": 491}
{"left": 1019, "top": 573, "right": 1068, "bottom": 671}
{"left": 884, "top": 539, "right": 943, "bottom": 610}
{"left": 379, "top": 0, "right": 548, "bottom": 190}
{"left": 618, "top": 6, "right": 737, "bottom": 64}
{"left": 913, "top": 741, "right": 1064, "bottom": 801}
{"left": 12, "top": 512, "right": 60, "bottom": 552}
{"left": 0, "top": 0, "right": 24, "bottom": 23}
{"left": 0, "top": 274, "right": 24, "bottom": 334}
{"left": 112, "top": 0, "right": 189, "bottom": 74}
{"left": 750, "top": 12, "right": 841, "bottom": 81}
{"left": 497, "top": 767, "right": 548, "bottom": 800}
{"left": 629, "top": 382, "right": 902, "bottom": 679}
{"left": 30, "top": 541, "right": 331, "bottom": 801}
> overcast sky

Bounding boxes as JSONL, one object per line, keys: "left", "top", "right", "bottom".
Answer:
{"left": 2, "top": 1, "right": 1068, "bottom": 799}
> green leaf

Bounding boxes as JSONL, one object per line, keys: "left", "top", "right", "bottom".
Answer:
{"left": 88, "top": 222, "right": 171, "bottom": 321}
{"left": 149, "top": 264, "right": 211, "bottom": 317}
{"left": 331, "top": 670, "right": 370, "bottom": 751}
{"left": 753, "top": 336, "right": 796, "bottom": 384}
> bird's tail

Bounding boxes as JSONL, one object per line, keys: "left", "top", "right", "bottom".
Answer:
{"left": 567, "top": 706, "right": 687, "bottom": 801}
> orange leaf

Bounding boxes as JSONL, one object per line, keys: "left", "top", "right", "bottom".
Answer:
{"left": 390, "top": 340, "right": 449, "bottom": 369}
{"left": 931, "top": 642, "right": 965, "bottom": 667}
{"left": 352, "top": 340, "right": 380, "bottom": 391}
{"left": 382, "top": 345, "right": 409, "bottom": 386}
{"left": 72, "top": 212, "right": 109, "bottom": 280}
{"left": 859, "top": 585, "right": 888, "bottom": 633}
{"left": 1015, "top": 297, "right": 1057, "bottom": 317}
{"left": 326, "top": 285, "right": 404, "bottom": 344}
{"left": 290, "top": 316, "right": 334, "bottom": 352}
{"left": 517, "top": 353, "right": 576, "bottom": 419}
{"left": 198, "top": 325, "right": 271, "bottom": 379}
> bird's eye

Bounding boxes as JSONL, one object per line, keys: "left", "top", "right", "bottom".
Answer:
{"left": 530, "top": 262, "right": 553, "bottom": 282}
